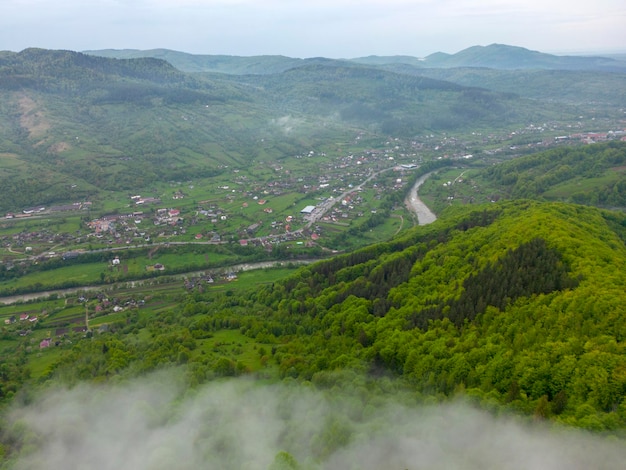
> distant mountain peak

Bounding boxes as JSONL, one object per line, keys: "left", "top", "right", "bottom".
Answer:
{"left": 423, "top": 43, "right": 623, "bottom": 71}
{"left": 350, "top": 44, "right": 625, "bottom": 72}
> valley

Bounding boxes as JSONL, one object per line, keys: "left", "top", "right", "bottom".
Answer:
{"left": 0, "top": 45, "right": 625, "bottom": 468}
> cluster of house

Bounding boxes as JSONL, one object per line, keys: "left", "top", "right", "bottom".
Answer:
{"left": 87, "top": 212, "right": 146, "bottom": 235}
{"left": 556, "top": 130, "right": 626, "bottom": 144}
{"left": 130, "top": 195, "right": 161, "bottom": 205}
{"left": 30, "top": 293, "right": 149, "bottom": 349}
{"left": 39, "top": 326, "right": 88, "bottom": 349}
{"left": 2, "top": 306, "right": 91, "bottom": 343}
{"left": 4, "top": 312, "right": 39, "bottom": 325}
{"left": 31, "top": 293, "right": 149, "bottom": 349}
{"left": 330, "top": 193, "right": 368, "bottom": 222}
{"left": 3, "top": 311, "right": 43, "bottom": 338}
{"left": 86, "top": 208, "right": 185, "bottom": 243}
{"left": 155, "top": 208, "right": 182, "bottom": 225}
{"left": 2, "top": 228, "right": 73, "bottom": 254}
{"left": 88, "top": 292, "right": 145, "bottom": 310}
{"left": 421, "top": 123, "right": 626, "bottom": 158}
{"left": 183, "top": 271, "right": 238, "bottom": 290}
{"left": 238, "top": 228, "right": 308, "bottom": 249}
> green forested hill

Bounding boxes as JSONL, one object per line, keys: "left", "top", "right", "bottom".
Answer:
{"left": 84, "top": 48, "right": 305, "bottom": 74}
{"left": 1, "top": 47, "right": 626, "bottom": 468}
{"left": 0, "top": 48, "right": 207, "bottom": 94}
{"left": 28, "top": 200, "right": 626, "bottom": 432}
{"left": 228, "top": 63, "right": 558, "bottom": 134}
{"left": 479, "top": 141, "right": 626, "bottom": 207}
{"left": 253, "top": 201, "right": 626, "bottom": 429}
{"left": 0, "top": 48, "right": 593, "bottom": 212}
{"left": 419, "top": 44, "right": 626, "bottom": 72}
{"left": 86, "top": 43, "right": 626, "bottom": 74}
{"left": 388, "top": 66, "right": 626, "bottom": 105}
{"left": 0, "top": 49, "right": 313, "bottom": 211}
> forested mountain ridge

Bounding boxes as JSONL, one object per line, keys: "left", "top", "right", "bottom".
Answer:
{"left": 419, "top": 44, "right": 626, "bottom": 72}
{"left": 227, "top": 63, "right": 521, "bottom": 134}
{"left": 34, "top": 200, "right": 626, "bottom": 432}
{"left": 0, "top": 48, "right": 594, "bottom": 212}
{"left": 84, "top": 45, "right": 626, "bottom": 105}
{"left": 480, "top": 141, "right": 626, "bottom": 207}
{"left": 252, "top": 201, "right": 626, "bottom": 429}
{"left": 0, "top": 48, "right": 198, "bottom": 92}
{"left": 83, "top": 48, "right": 306, "bottom": 74}
{"left": 380, "top": 66, "right": 626, "bottom": 105}
{"left": 1, "top": 45, "right": 626, "bottom": 467}
{"left": 86, "top": 43, "right": 626, "bottom": 74}
{"left": 0, "top": 49, "right": 280, "bottom": 211}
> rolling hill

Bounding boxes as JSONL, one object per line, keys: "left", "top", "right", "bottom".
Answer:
{"left": 1, "top": 47, "right": 626, "bottom": 463}
{"left": 249, "top": 200, "right": 626, "bottom": 429}
{"left": 0, "top": 49, "right": 327, "bottom": 211}
{"left": 87, "top": 44, "right": 626, "bottom": 74}
{"left": 83, "top": 48, "right": 305, "bottom": 75}
{"left": 479, "top": 141, "right": 626, "bottom": 207}
{"left": 84, "top": 45, "right": 626, "bottom": 113}
{"left": 354, "top": 43, "right": 626, "bottom": 72}
{"left": 29, "top": 199, "right": 626, "bottom": 433}
{"left": 424, "top": 44, "right": 626, "bottom": 72}
{"left": 0, "top": 47, "right": 595, "bottom": 212}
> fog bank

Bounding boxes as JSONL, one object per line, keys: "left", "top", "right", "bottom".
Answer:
{"left": 6, "top": 372, "right": 626, "bottom": 469}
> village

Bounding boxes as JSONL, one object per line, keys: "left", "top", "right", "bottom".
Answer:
{"left": 0, "top": 122, "right": 625, "bottom": 367}
{"left": 2, "top": 124, "right": 624, "bottom": 270}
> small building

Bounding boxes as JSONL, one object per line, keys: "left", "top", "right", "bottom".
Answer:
{"left": 63, "top": 251, "right": 80, "bottom": 260}
{"left": 247, "top": 223, "right": 261, "bottom": 234}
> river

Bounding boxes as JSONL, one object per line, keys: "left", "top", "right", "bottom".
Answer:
{"left": 405, "top": 172, "right": 437, "bottom": 225}
{"left": 1, "top": 172, "right": 437, "bottom": 305}
{"left": 0, "top": 259, "right": 315, "bottom": 305}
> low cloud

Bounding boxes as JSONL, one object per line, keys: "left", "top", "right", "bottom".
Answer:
{"left": 271, "top": 115, "right": 304, "bottom": 134}
{"left": 5, "top": 371, "right": 626, "bottom": 469}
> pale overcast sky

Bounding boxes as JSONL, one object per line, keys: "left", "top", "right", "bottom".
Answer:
{"left": 1, "top": 0, "right": 625, "bottom": 57}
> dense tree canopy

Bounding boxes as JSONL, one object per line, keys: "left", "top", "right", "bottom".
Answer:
{"left": 481, "top": 141, "right": 626, "bottom": 207}
{"left": 18, "top": 200, "right": 625, "bottom": 435}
